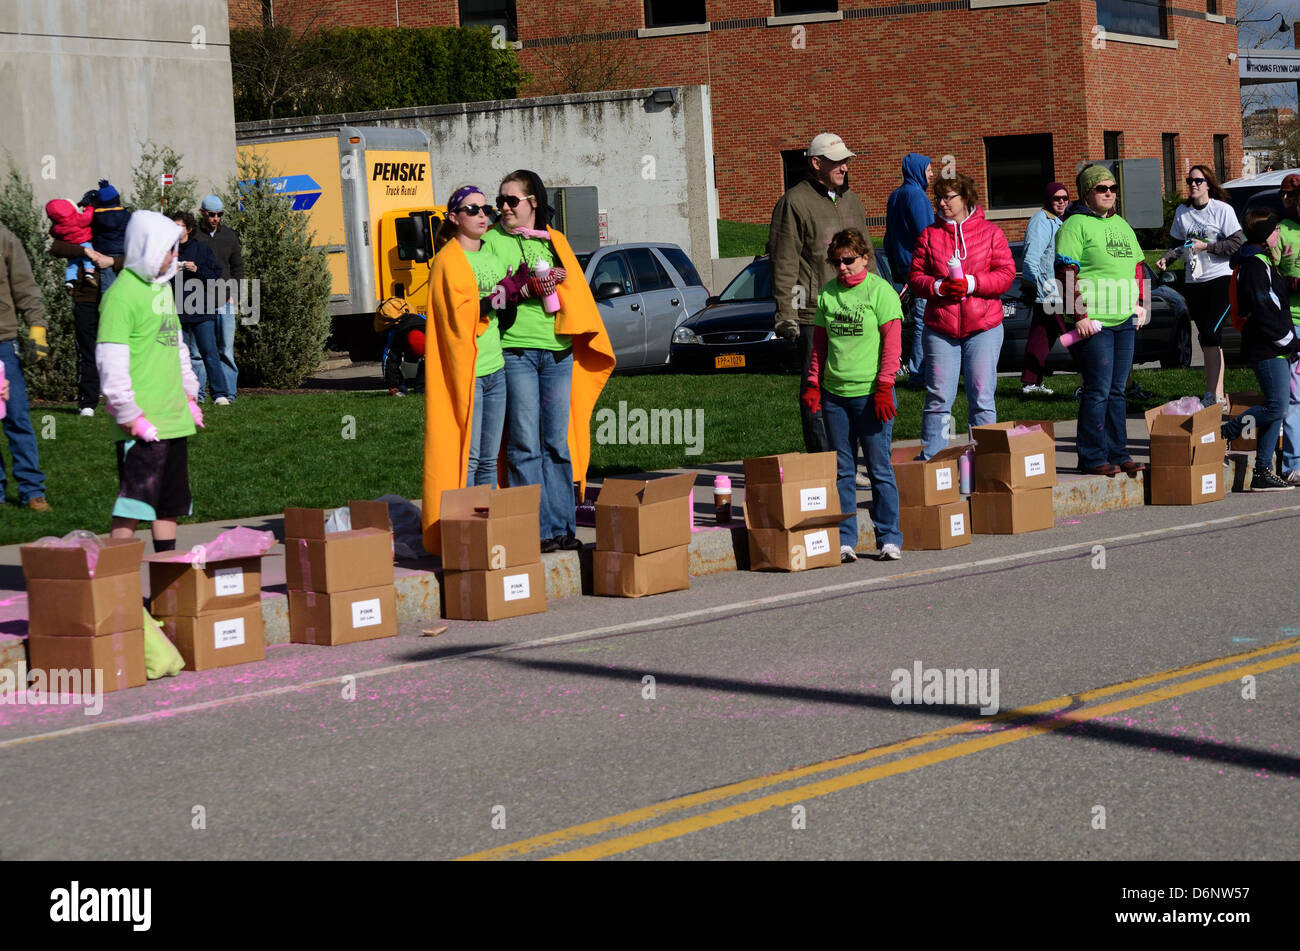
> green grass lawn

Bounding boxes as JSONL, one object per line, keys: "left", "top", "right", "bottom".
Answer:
{"left": 4, "top": 365, "right": 1258, "bottom": 546}
{"left": 717, "top": 220, "right": 887, "bottom": 259}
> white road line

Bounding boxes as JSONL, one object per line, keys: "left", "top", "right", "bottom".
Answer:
{"left": 4, "top": 503, "right": 1297, "bottom": 751}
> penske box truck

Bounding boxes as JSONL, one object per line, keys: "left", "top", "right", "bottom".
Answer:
{"left": 235, "top": 125, "right": 446, "bottom": 356}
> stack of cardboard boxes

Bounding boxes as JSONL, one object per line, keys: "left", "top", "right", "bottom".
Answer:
{"left": 1146, "top": 401, "right": 1226, "bottom": 505}
{"left": 970, "top": 421, "right": 1057, "bottom": 534}
{"left": 285, "top": 501, "right": 398, "bottom": 643}
{"left": 149, "top": 546, "right": 268, "bottom": 670}
{"left": 21, "top": 538, "right": 147, "bottom": 692}
{"left": 743, "top": 452, "right": 844, "bottom": 570}
{"left": 440, "top": 486, "right": 547, "bottom": 620}
{"left": 593, "top": 472, "right": 695, "bottom": 597}
{"left": 891, "top": 446, "right": 970, "bottom": 550}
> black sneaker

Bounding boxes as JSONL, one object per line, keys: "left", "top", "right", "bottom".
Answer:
{"left": 540, "top": 537, "right": 560, "bottom": 553}
{"left": 1250, "top": 467, "right": 1294, "bottom": 492}
{"left": 555, "top": 534, "right": 584, "bottom": 551}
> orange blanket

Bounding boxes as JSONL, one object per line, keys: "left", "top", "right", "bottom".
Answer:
{"left": 421, "top": 229, "right": 615, "bottom": 554}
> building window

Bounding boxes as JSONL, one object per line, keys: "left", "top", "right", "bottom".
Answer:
{"left": 460, "top": 0, "right": 517, "bottom": 41}
{"left": 1104, "top": 131, "right": 1122, "bottom": 160}
{"left": 1162, "top": 133, "right": 1179, "bottom": 196}
{"left": 781, "top": 148, "right": 807, "bottom": 192}
{"left": 645, "top": 1, "right": 706, "bottom": 27}
{"left": 1214, "top": 135, "right": 1228, "bottom": 182}
{"left": 1096, "top": 0, "right": 1167, "bottom": 39}
{"left": 1206, "top": 0, "right": 1217, "bottom": 14}
{"left": 984, "top": 134, "right": 1054, "bottom": 209}
{"left": 775, "top": 1, "right": 838, "bottom": 15}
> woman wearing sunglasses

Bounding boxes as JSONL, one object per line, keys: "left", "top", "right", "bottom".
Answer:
{"left": 1055, "top": 165, "right": 1149, "bottom": 476}
{"left": 421, "top": 186, "right": 513, "bottom": 552}
{"left": 480, "top": 170, "right": 615, "bottom": 553}
{"left": 1155, "top": 166, "right": 1243, "bottom": 410}
{"left": 1019, "top": 182, "right": 1071, "bottom": 395}
{"left": 806, "top": 229, "right": 904, "bottom": 563}
{"left": 907, "top": 172, "right": 1016, "bottom": 460}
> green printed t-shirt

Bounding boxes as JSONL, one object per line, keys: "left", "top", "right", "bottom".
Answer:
{"left": 97, "top": 269, "right": 195, "bottom": 440}
{"left": 1276, "top": 218, "right": 1300, "bottom": 325}
{"left": 481, "top": 224, "right": 571, "bottom": 351}
{"left": 1054, "top": 212, "right": 1143, "bottom": 327}
{"left": 465, "top": 246, "right": 506, "bottom": 376}
{"left": 812, "top": 273, "right": 903, "bottom": 398}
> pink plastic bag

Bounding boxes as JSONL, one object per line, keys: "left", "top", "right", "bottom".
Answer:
{"left": 1006, "top": 424, "right": 1044, "bottom": 437}
{"left": 1162, "top": 396, "right": 1205, "bottom": 416}
{"left": 151, "top": 526, "right": 275, "bottom": 564}
{"left": 29, "top": 530, "right": 103, "bottom": 575}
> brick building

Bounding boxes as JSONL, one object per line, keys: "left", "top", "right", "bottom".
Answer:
{"left": 231, "top": 1, "right": 1244, "bottom": 240}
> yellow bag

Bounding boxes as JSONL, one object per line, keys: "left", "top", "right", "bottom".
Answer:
{"left": 374, "top": 296, "right": 410, "bottom": 333}
{"left": 143, "top": 607, "right": 184, "bottom": 678}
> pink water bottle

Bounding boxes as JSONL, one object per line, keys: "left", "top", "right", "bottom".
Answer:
{"left": 0, "top": 360, "right": 6, "bottom": 420}
{"left": 947, "top": 255, "right": 964, "bottom": 282}
{"left": 714, "top": 475, "right": 732, "bottom": 525}
{"left": 958, "top": 446, "right": 974, "bottom": 495}
{"left": 534, "top": 259, "right": 561, "bottom": 314}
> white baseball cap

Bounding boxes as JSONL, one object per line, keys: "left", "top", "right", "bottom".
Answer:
{"left": 808, "top": 133, "right": 855, "bottom": 162}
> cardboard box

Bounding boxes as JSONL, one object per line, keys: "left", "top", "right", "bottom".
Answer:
{"left": 595, "top": 472, "right": 696, "bottom": 554}
{"left": 161, "top": 603, "right": 266, "bottom": 671}
{"left": 593, "top": 546, "right": 690, "bottom": 598}
{"left": 970, "top": 488, "right": 1054, "bottom": 534}
{"left": 147, "top": 555, "right": 262, "bottom": 616}
{"left": 1149, "top": 436, "right": 1226, "bottom": 469}
{"left": 1145, "top": 399, "right": 1221, "bottom": 445}
{"left": 746, "top": 513, "right": 845, "bottom": 571}
{"left": 26, "top": 628, "right": 146, "bottom": 693}
{"left": 1224, "top": 391, "right": 1284, "bottom": 453}
{"left": 21, "top": 538, "right": 144, "bottom": 638}
{"left": 1148, "top": 463, "right": 1225, "bottom": 505}
{"left": 289, "top": 585, "right": 398, "bottom": 645}
{"left": 971, "top": 421, "right": 1057, "bottom": 492}
{"left": 742, "top": 452, "right": 840, "bottom": 530}
{"left": 440, "top": 484, "right": 541, "bottom": 570}
{"left": 891, "top": 446, "right": 964, "bottom": 507}
{"left": 899, "top": 500, "right": 972, "bottom": 550}
{"left": 284, "top": 500, "right": 394, "bottom": 593}
{"left": 443, "top": 563, "right": 547, "bottom": 621}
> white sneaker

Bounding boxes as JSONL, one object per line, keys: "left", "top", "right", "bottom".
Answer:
{"left": 840, "top": 545, "right": 858, "bottom": 564}
{"left": 1286, "top": 470, "right": 1300, "bottom": 486}
{"left": 1021, "top": 383, "right": 1053, "bottom": 396}
{"left": 214, "top": 397, "right": 231, "bottom": 406}
{"left": 879, "top": 543, "right": 901, "bottom": 561}
{"left": 855, "top": 469, "right": 870, "bottom": 488}
{"left": 78, "top": 407, "right": 94, "bottom": 417}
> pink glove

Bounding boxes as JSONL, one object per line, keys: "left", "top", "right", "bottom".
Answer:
{"left": 550, "top": 267, "right": 567, "bottom": 285}
{"left": 189, "top": 399, "right": 205, "bottom": 429}
{"left": 127, "top": 416, "right": 159, "bottom": 442}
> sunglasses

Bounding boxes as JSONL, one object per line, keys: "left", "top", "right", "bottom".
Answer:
{"left": 1092, "top": 184, "right": 1118, "bottom": 194}
{"left": 832, "top": 256, "right": 859, "bottom": 267}
{"left": 1185, "top": 177, "right": 1207, "bottom": 186}
{"left": 495, "top": 195, "right": 528, "bottom": 210}
{"left": 453, "top": 204, "right": 489, "bottom": 217}
{"left": 1052, "top": 194, "right": 1069, "bottom": 202}
{"left": 204, "top": 210, "right": 223, "bottom": 217}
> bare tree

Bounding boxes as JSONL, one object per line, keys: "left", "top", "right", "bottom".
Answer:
{"left": 523, "top": 13, "right": 647, "bottom": 95}
{"left": 229, "top": 0, "right": 348, "bottom": 121}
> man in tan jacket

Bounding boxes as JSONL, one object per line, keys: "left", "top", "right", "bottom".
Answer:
{"left": 769, "top": 132, "right": 871, "bottom": 452}
{"left": 0, "top": 223, "right": 51, "bottom": 510}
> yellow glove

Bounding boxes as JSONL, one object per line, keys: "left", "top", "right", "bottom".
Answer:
{"left": 29, "top": 326, "right": 49, "bottom": 362}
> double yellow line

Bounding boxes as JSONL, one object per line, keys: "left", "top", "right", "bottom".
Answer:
{"left": 457, "top": 636, "right": 1300, "bottom": 861}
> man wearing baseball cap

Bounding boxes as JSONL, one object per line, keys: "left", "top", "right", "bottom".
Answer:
{"left": 192, "top": 195, "right": 244, "bottom": 403}
{"left": 768, "top": 132, "right": 871, "bottom": 453}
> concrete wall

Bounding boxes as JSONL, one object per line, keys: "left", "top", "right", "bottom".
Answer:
{"left": 236, "top": 86, "right": 721, "bottom": 282}
{"left": 1, "top": 1, "right": 235, "bottom": 213}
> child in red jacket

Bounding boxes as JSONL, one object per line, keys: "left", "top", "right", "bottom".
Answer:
{"left": 44, "top": 199, "right": 96, "bottom": 288}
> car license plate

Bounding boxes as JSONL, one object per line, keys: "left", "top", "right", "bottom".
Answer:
{"left": 715, "top": 353, "right": 745, "bottom": 369}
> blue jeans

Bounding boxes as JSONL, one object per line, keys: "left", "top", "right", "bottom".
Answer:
{"left": 1281, "top": 363, "right": 1300, "bottom": 474}
{"left": 183, "top": 321, "right": 231, "bottom": 402}
{"left": 0, "top": 340, "right": 47, "bottom": 503}
{"left": 217, "top": 302, "right": 238, "bottom": 397}
{"left": 823, "top": 390, "right": 901, "bottom": 550}
{"left": 504, "top": 348, "right": 574, "bottom": 538}
{"left": 1224, "top": 357, "right": 1292, "bottom": 471}
{"left": 919, "top": 322, "right": 1003, "bottom": 459}
{"left": 98, "top": 266, "right": 117, "bottom": 294}
{"left": 1071, "top": 318, "right": 1135, "bottom": 469}
{"left": 467, "top": 368, "right": 507, "bottom": 487}
{"left": 906, "top": 296, "right": 927, "bottom": 379}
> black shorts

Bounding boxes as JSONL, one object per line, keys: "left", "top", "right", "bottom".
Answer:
{"left": 1182, "top": 275, "right": 1231, "bottom": 349}
{"left": 113, "top": 437, "right": 192, "bottom": 521}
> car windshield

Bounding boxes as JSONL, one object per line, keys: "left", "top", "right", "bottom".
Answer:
{"left": 720, "top": 259, "right": 774, "bottom": 302}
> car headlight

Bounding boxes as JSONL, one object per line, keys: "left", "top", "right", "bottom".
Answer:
{"left": 673, "top": 326, "right": 703, "bottom": 345}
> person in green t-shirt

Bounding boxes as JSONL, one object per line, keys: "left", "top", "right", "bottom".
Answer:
{"left": 807, "top": 229, "right": 904, "bottom": 563}
{"left": 1054, "top": 165, "right": 1150, "bottom": 477}
{"left": 1274, "top": 178, "right": 1300, "bottom": 482}
{"left": 97, "top": 211, "right": 203, "bottom": 553}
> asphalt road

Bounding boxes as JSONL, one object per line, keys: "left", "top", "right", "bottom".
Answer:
{"left": 2, "top": 489, "right": 1297, "bottom": 861}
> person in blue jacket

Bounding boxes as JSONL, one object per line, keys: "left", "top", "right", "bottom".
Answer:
{"left": 171, "top": 211, "right": 232, "bottom": 405}
{"left": 884, "top": 153, "right": 935, "bottom": 387}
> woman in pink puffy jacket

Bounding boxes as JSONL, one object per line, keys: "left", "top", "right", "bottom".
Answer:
{"left": 907, "top": 172, "right": 1016, "bottom": 459}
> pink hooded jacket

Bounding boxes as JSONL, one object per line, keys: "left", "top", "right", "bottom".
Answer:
{"left": 45, "top": 199, "right": 94, "bottom": 245}
{"left": 907, "top": 205, "right": 1015, "bottom": 339}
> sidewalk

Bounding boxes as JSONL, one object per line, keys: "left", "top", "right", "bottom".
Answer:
{"left": 1, "top": 415, "right": 1167, "bottom": 677}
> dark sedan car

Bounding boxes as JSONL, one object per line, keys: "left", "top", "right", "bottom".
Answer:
{"left": 669, "top": 251, "right": 904, "bottom": 372}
